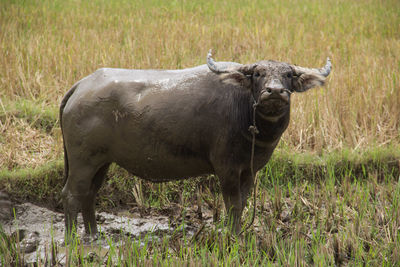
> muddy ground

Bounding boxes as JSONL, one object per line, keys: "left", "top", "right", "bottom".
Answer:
{"left": 0, "top": 191, "right": 214, "bottom": 265}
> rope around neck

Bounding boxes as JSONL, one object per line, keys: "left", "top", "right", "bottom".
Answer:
{"left": 239, "top": 99, "right": 259, "bottom": 235}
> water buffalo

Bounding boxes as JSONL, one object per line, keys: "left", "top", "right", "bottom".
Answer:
{"left": 60, "top": 51, "right": 331, "bottom": 235}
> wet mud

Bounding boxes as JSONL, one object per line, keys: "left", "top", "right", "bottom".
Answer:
{"left": 0, "top": 192, "right": 214, "bottom": 265}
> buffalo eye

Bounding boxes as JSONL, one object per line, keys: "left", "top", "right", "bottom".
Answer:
{"left": 254, "top": 72, "right": 260, "bottom": 77}
{"left": 286, "top": 72, "right": 293, "bottom": 78}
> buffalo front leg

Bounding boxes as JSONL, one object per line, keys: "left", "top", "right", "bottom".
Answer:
{"left": 218, "top": 172, "right": 243, "bottom": 234}
{"left": 240, "top": 169, "right": 255, "bottom": 213}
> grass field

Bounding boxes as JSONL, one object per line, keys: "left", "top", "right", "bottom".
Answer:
{"left": 0, "top": 0, "right": 400, "bottom": 265}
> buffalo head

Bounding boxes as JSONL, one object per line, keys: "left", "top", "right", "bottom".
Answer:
{"left": 207, "top": 50, "right": 331, "bottom": 120}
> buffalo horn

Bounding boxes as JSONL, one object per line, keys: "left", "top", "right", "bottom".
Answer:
{"left": 292, "top": 58, "right": 332, "bottom": 77}
{"left": 207, "top": 49, "right": 230, "bottom": 74}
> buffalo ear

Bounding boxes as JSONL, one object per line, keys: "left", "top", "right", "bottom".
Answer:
{"left": 218, "top": 64, "right": 257, "bottom": 88}
{"left": 219, "top": 71, "right": 252, "bottom": 87}
{"left": 292, "top": 72, "right": 326, "bottom": 92}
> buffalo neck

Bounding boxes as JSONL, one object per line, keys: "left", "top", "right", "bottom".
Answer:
{"left": 255, "top": 108, "right": 290, "bottom": 144}
{"left": 236, "top": 91, "right": 290, "bottom": 148}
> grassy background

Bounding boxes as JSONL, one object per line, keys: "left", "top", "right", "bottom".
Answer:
{"left": 1, "top": 0, "right": 400, "bottom": 265}
{"left": 1, "top": 0, "right": 399, "bottom": 160}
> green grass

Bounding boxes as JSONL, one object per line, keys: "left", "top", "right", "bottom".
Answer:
{"left": 1, "top": 151, "right": 400, "bottom": 265}
{"left": 1, "top": 147, "right": 399, "bottom": 210}
{"left": 1, "top": 99, "right": 59, "bottom": 133}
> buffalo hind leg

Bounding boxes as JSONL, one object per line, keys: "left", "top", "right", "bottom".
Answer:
{"left": 62, "top": 162, "right": 101, "bottom": 239}
{"left": 81, "top": 163, "right": 110, "bottom": 236}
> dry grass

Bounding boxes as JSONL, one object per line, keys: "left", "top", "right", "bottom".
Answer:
{"left": 0, "top": 0, "right": 399, "bottom": 165}
{"left": 0, "top": 115, "right": 58, "bottom": 169}
{"left": 0, "top": 99, "right": 62, "bottom": 170}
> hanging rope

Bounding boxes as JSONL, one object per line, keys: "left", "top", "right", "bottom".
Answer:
{"left": 239, "top": 99, "right": 259, "bottom": 235}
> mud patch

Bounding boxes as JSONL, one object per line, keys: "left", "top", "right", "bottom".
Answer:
{"left": 1, "top": 202, "right": 212, "bottom": 265}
